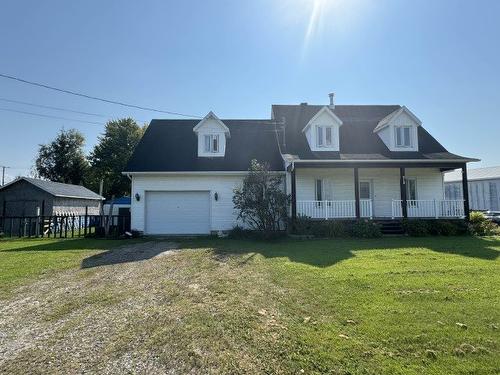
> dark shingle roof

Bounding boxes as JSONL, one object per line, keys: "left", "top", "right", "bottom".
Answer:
{"left": 0, "top": 177, "right": 103, "bottom": 200}
{"left": 125, "top": 119, "right": 284, "bottom": 172}
{"left": 272, "top": 104, "right": 474, "bottom": 161}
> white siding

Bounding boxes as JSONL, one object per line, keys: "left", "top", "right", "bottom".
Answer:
{"left": 131, "top": 174, "right": 246, "bottom": 232}
{"left": 295, "top": 167, "right": 444, "bottom": 217}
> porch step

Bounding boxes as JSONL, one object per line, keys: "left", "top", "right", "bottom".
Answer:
{"left": 376, "top": 220, "right": 405, "bottom": 235}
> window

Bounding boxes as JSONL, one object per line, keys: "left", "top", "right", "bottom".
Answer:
{"left": 406, "top": 178, "right": 417, "bottom": 201}
{"left": 316, "top": 126, "right": 333, "bottom": 147}
{"left": 315, "top": 179, "right": 323, "bottom": 201}
{"left": 204, "top": 134, "right": 220, "bottom": 153}
{"left": 395, "top": 126, "right": 412, "bottom": 147}
{"left": 359, "top": 181, "right": 371, "bottom": 200}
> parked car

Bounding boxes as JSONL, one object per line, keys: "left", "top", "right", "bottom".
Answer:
{"left": 484, "top": 211, "right": 500, "bottom": 224}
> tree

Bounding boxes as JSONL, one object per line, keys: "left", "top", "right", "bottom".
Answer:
{"left": 35, "top": 129, "right": 88, "bottom": 185}
{"left": 233, "top": 160, "right": 290, "bottom": 236}
{"left": 87, "top": 118, "right": 146, "bottom": 198}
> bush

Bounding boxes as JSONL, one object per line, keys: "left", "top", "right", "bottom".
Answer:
{"left": 469, "top": 211, "right": 500, "bottom": 236}
{"left": 403, "top": 219, "right": 471, "bottom": 236}
{"left": 291, "top": 218, "right": 381, "bottom": 238}
{"left": 402, "top": 219, "right": 430, "bottom": 236}
{"left": 350, "top": 220, "right": 382, "bottom": 238}
{"left": 228, "top": 225, "right": 253, "bottom": 239}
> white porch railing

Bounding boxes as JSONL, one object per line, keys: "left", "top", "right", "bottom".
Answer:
{"left": 297, "top": 200, "right": 373, "bottom": 219}
{"left": 391, "top": 199, "right": 465, "bottom": 219}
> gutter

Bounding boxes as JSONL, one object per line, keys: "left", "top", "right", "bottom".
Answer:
{"left": 292, "top": 158, "right": 480, "bottom": 164}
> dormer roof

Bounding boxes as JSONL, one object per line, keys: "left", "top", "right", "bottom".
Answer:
{"left": 193, "top": 111, "right": 231, "bottom": 137}
{"left": 301, "top": 105, "right": 343, "bottom": 132}
{"left": 373, "top": 106, "right": 422, "bottom": 133}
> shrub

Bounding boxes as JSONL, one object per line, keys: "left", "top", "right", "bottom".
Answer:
{"left": 350, "top": 220, "right": 382, "bottom": 238}
{"left": 228, "top": 225, "right": 253, "bottom": 239}
{"left": 325, "top": 220, "right": 351, "bottom": 238}
{"left": 402, "top": 219, "right": 429, "bottom": 236}
{"left": 469, "top": 211, "right": 500, "bottom": 236}
{"left": 429, "top": 220, "right": 458, "bottom": 236}
{"left": 233, "top": 160, "right": 290, "bottom": 239}
{"left": 292, "top": 218, "right": 380, "bottom": 238}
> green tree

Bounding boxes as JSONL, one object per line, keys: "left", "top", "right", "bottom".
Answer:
{"left": 35, "top": 129, "right": 88, "bottom": 185}
{"left": 88, "top": 118, "right": 146, "bottom": 198}
{"left": 233, "top": 160, "right": 290, "bottom": 237}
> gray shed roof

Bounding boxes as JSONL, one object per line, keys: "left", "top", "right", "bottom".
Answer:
{"left": 0, "top": 177, "right": 104, "bottom": 200}
{"left": 444, "top": 166, "right": 500, "bottom": 182}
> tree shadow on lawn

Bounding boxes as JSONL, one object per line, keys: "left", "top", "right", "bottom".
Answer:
{"left": 188, "top": 236, "right": 500, "bottom": 268}
{"left": 0, "top": 238, "right": 144, "bottom": 253}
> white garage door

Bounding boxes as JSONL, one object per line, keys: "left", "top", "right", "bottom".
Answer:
{"left": 145, "top": 191, "right": 210, "bottom": 234}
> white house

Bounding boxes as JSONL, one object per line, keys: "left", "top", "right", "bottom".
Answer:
{"left": 445, "top": 166, "right": 500, "bottom": 211}
{"left": 123, "top": 95, "right": 478, "bottom": 235}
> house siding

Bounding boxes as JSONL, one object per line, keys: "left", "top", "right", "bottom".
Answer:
{"left": 130, "top": 174, "right": 248, "bottom": 232}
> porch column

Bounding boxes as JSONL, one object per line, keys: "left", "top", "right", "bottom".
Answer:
{"left": 462, "top": 164, "right": 470, "bottom": 221}
{"left": 291, "top": 166, "right": 297, "bottom": 222}
{"left": 354, "top": 167, "right": 360, "bottom": 218}
{"left": 400, "top": 167, "right": 408, "bottom": 218}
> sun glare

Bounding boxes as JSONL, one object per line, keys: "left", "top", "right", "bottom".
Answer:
{"left": 277, "top": 0, "right": 369, "bottom": 58}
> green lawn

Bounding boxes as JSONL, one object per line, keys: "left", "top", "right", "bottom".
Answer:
{"left": 0, "top": 236, "right": 499, "bottom": 374}
{"left": 0, "top": 237, "right": 143, "bottom": 298}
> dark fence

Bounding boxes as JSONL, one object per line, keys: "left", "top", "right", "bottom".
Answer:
{"left": 0, "top": 214, "right": 131, "bottom": 238}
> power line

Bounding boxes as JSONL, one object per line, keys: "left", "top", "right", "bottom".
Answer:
{"left": 0, "top": 97, "right": 106, "bottom": 117}
{"left": 0, "top": 97, "right": 149, "bottom": 123}
{"left": 0, "top": 72, "right": 202, "bottom": 118}
{"left": 0, "top": 107, "right": 105, "bottom": 125}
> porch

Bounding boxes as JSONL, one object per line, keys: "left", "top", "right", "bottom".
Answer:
{"left": 297, "top": 199, "right": 465, "bottom": 219}
{"left": 290, "top": 161, "right": 470, "bottom": 221}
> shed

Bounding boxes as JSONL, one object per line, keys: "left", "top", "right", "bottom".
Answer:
{"left": 0, "top": 177, "right": 104, "bottom": 217}
{"left": 103, "top": 196, "right": 131, "bottom": 216}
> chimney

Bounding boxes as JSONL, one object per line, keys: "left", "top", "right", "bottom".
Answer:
{"left": 328, "top": 92, "right": 335, "bottom": 109}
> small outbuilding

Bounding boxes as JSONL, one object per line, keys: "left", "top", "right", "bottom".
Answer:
{"left": 103, "top": 196, "right": 131, "bottom": 216}
{"left": 0, "top": 177, "right": 103, "bottom": 217}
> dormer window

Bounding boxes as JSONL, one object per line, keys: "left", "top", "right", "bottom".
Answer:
{"left": 316, "top": 126, "right": 333, "bottom": 147}
{"left": 194, "top": 111, "right": 230, "bottom": 158}
{"left": 395, "top": 126, "right": 412, "bottom": 147}
{"left": 204, "top": 134, "right": 220, "bottom": 153}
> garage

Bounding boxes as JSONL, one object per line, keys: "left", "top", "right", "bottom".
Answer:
{"left": 144, "top": 191, "right": 211, "bottom": 235}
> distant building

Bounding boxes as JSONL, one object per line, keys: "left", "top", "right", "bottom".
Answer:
{"left": 445, "top": 166, "right": 500, "bottom": 211}
{"left": 103, "top": 196, "right": 131, "bottom": 216}
{"left": 0, "top": 177, "right": 103, "bottom": 217}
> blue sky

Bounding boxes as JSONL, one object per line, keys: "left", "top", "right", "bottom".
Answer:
{"left": 1, "top": 0, "right": 499, "bottom": 182}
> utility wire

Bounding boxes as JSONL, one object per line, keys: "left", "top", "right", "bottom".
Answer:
{"left": 0, "top": 97, "right": 149, "bottom": 122}
{"left": 0, "top": 107, "right": 105, "bottom": 125}
{"left": 0, "top": 72, "right": 202, "bottom": 118}
{"left": 0, "top": 97, "right": 106, "bottom": 117}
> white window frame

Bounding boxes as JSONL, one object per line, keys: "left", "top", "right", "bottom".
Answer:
{"left": 395, "top": 126, "right": 412, "bottom": 148}
{"left": 316, "top": 125, "right": 333, "bottom": 148}
{"left": 204, "top": 134, "right": 220, "bottom": 154}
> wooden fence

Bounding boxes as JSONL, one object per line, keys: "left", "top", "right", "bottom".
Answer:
{"left": 0, "top": 214, "right": 131, "bottom": 238}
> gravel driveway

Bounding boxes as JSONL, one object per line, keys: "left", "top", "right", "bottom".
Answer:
{"left": 0, "top": 241, "right": 181, "bottom": 374}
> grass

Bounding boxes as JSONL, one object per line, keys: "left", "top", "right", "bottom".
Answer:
{"left": 0, "top": 235, "right": 499, "bottom": 374}
{"left": 0, "top": 237, "right": 143, "bottom": 298}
